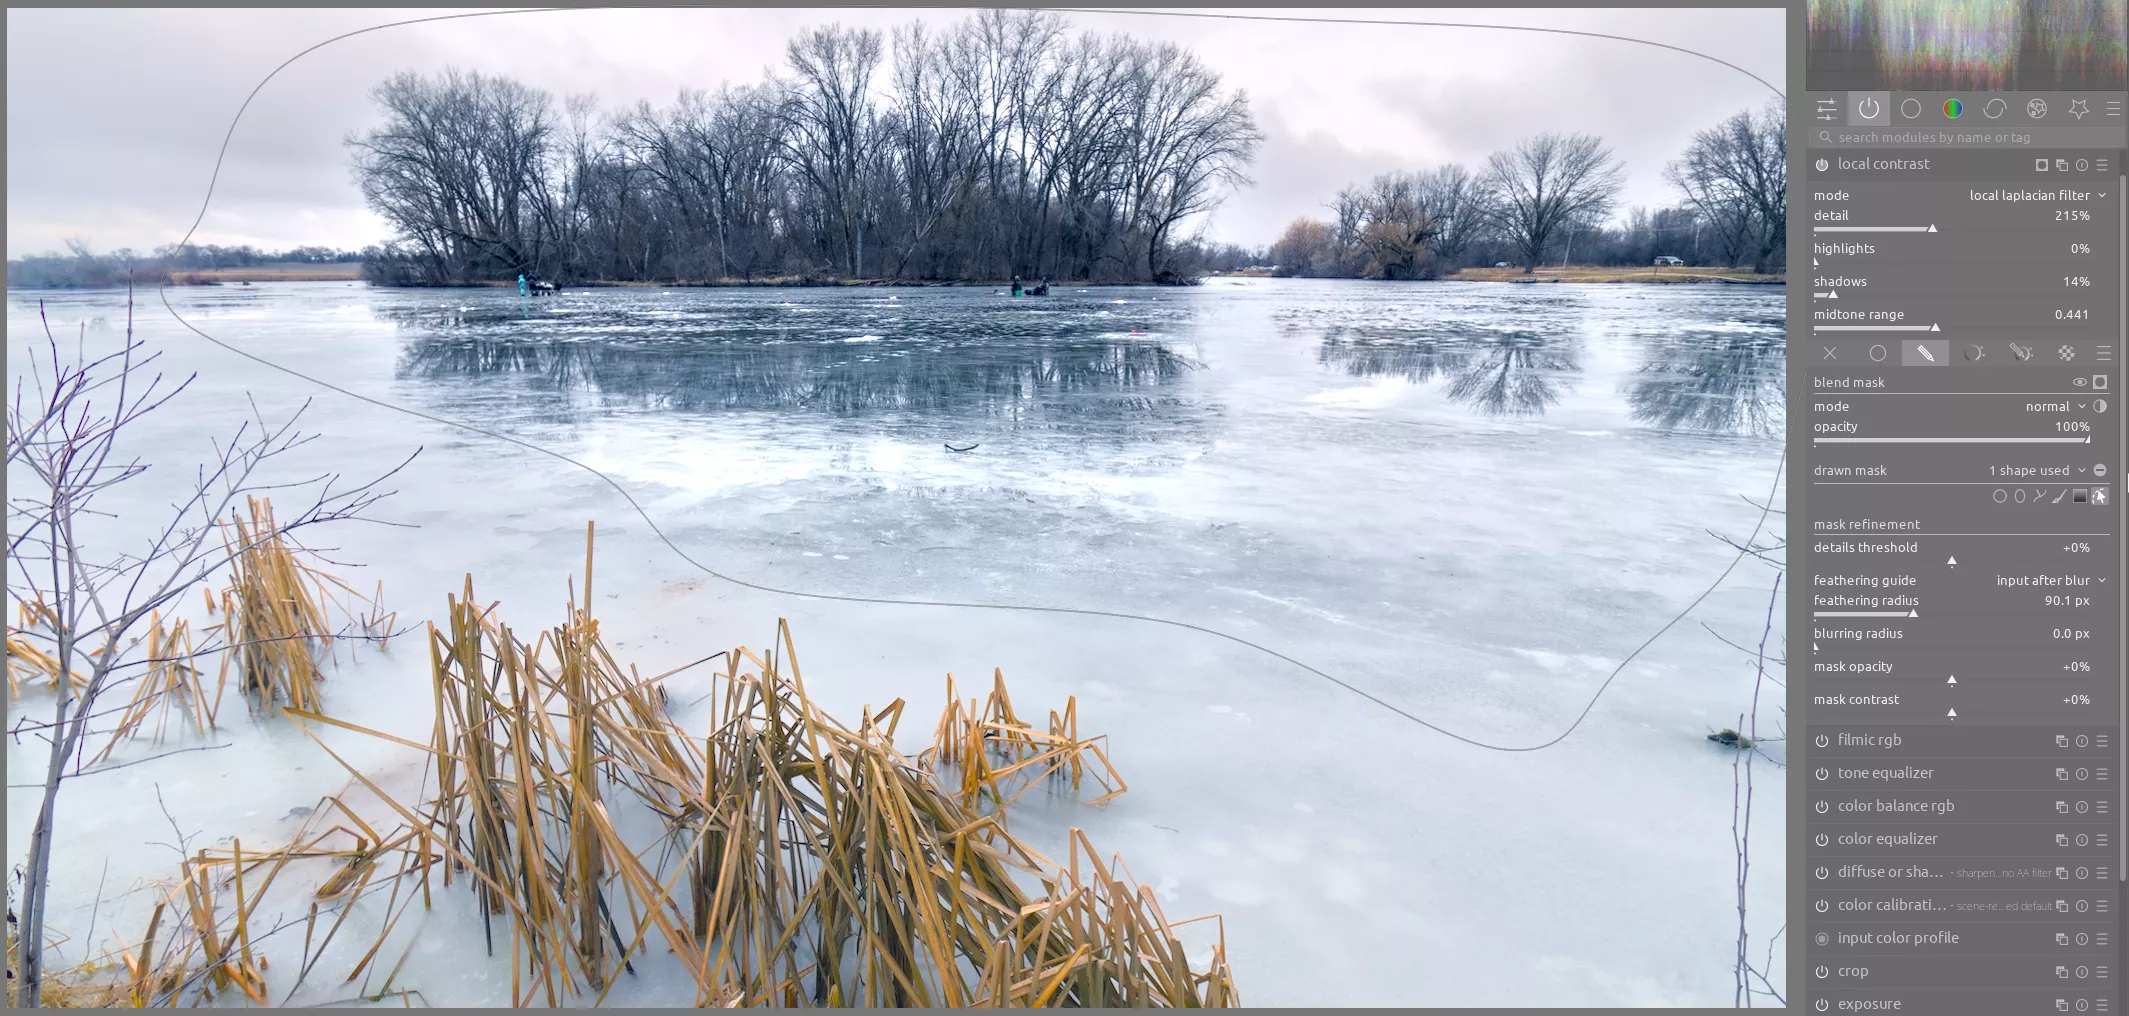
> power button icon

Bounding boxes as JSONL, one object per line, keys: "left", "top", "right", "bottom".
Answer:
{"left": 1848, "top": 91, "right": 1892, "bottom": 125}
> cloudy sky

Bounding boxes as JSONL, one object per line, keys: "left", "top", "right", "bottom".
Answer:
{"left": 6, "top": 7, "right": 1782, "bottom": 259}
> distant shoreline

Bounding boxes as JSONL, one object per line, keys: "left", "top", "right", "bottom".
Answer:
{"left": 13, "top": 267, "right": 1787, "bottom": 291}
{"left": 1448, "top": 266, "right": 1784, "bottom": 285}
{"left": 168, "top": 263, "right": 362, "bottom": 284}
{"left": 407, "top": 276, "right": 1171, "bottom": 290}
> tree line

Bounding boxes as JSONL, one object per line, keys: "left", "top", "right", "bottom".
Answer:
{"left": 3, "top": 241, "right": 366, "bottom": 288}
{"left": 351, "top": 10, "right": 1262, "bottom": 287}
{"left": 1267, "top": 102, "right": 1785, "bottom": 278}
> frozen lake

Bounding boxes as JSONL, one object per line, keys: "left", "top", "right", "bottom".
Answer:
{"left": 8, "top": 277, "right": 1787, "bottom": 1006}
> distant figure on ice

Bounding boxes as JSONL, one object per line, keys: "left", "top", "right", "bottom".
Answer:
{"left": 518, "top": 272, "right": 528, "bottom": 297}
{"left": 1011, "top": 275, "right": 1022, "bottom": 297}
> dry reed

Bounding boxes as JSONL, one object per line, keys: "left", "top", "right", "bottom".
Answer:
{"left": 109, "top": 523, "right": 1234, "bottom": 1007}
{"left": 89, "top": 613, "right": 223, "bottom": 764}
{"left": 922, "top": 669, "right": 1127, "bottom": 816}
{"left": 6, "top": 596, "right": 91, "bottom": 696}
{"left": 212, "top": 496, "right": 359, "bottom": 713}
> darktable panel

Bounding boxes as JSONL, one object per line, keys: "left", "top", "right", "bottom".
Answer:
{"left": 1795, "top": 76, "right": 2129, "bottom": 1014}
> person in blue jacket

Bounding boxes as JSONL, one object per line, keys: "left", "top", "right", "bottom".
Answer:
{"left": 518, "top": 272, "right": 528, "bottom": 297}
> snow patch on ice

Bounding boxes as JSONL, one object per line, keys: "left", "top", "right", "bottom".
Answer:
{"left": 1209, "top": 878, "right": 1270, "bottom": 906}
{"left": 1302, "top": 378, "right": 1411, "bottom": 409}
{"left": 1321, "top": 866, "right": 1367, "bottom": 906}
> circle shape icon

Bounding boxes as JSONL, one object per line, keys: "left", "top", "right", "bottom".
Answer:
{"left": 2029, "top": 97, "right": 2049, "bottom": 118}
{"left": 1869, "top": 344, "right": 1888, "bottom": 362}
{"left": 1984, "top": 97, "right": 2007, "bottom": 118}
{"left": 1900, "top": 96, "right": 1923, "bottom": 118}
{"left": 1943, "top": 98, "right": 1963, "bottom": 118}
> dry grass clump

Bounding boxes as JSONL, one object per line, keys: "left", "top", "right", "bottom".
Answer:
{"left": 210, "top": 496, "right": 361, "bottom": 713}
{"left": 4, "top": 882, "right": 130, "bottom": 1008}
{"left": 90, "top": 613, "right": 222, "bottom": 765}
{"left": 113, "top": 524, "right": 1233, "bottom": 1007}
{"left": 922, "top": 670, "right": 1127, "bottom": 815}
{"left": 112, "top": 799, "right": 435, "bottom": 1007}
{"left": 6, "top": 596, "right": 91, "bottom": 696}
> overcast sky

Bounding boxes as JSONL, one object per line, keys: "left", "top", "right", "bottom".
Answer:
{"left": 5, "top": 7, "right": 1782, "bottom": 259}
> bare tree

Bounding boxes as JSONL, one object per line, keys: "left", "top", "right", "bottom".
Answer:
{"left": 347, "top": 13, "right": 1263, "bottom": 286}
{"left": 5, "top": 289, "right": 405, "bottom": 1005}
{"left": 1350, "top": 171, "right": 1440, "bottom": 279}
{"left": 1707, "top": 488, "right": 1788, "bottom": 1008}
{"left": 1414, "top": 164, "right": 1496, "bottom": 267}
{"left": 779, "top": 24, "right": 885, "bottom": 278}
{"left": 1321, "top": 186, "right": 1369, "bottom": 277}
{"left": 346, "top": 69, "right": 562, "bottom": 283}
{"left": 1106, "top": 42, "right": 1261, "bottom": 281}
{"left": 1665, "top": 101, "right": 1787, "bottom": 273}
{"left": 881, "top": 22, "right": 978, "bottom": 278}
{"left": 1482, "top": 132, "right": 1624, "bottom": 272}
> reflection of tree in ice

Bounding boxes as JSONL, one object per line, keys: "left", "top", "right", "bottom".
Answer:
{"left": 1315, "top": 325, "right": 1581, "bottom": 417}
{"left": 1625, "top": 328, "right": 1786, "bottom": 436}
{"left": 399, "top": 335, "right": 1197, "bottom": 410}
{"left": 1441, "top": 331, "right": 1580, "bottom": 417}
{"left": 392, "top": 324, "right": 1210, "bottom": 444}
{"left": 1314, "top": 330, "right": 1472, "bottom": 384}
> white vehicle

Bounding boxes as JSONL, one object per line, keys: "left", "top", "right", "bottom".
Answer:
{"left": 1653, "top": 255, "right": 1686, "bottom": 266}
{"left": 1493, "top": 261, "right": 1513, "bottom": 268}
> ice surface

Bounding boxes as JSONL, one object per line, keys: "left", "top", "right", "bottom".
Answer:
{"left": 6, "top": 278, "right": 1786, "bottom": 1006}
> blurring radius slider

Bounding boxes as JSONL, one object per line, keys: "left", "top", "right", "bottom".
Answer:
{"left": 1814, "top": 436, "right": 2090, "bottom": 443}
